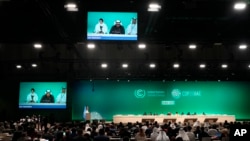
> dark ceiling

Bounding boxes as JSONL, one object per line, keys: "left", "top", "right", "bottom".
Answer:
{"left": 1, "top": 0, "right": 250, "bottom": 81}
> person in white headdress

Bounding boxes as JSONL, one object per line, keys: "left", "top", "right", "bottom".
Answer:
{"left": 109, "top": 20, "right": 125, "bottom": 34}
{"left": 56, "top": 88, "right": 67, "bottom": 103}
{"left": 156, "top": 130, "right": 170, "bottom": 141}
{"left": 176, "top": 128, "right": 190, "bottom": 141}
{"left": 126, "top": 17, "right": 137, "bottom": 35}
{"left": 150, "top": 127, "right": 159, "bottom": 141}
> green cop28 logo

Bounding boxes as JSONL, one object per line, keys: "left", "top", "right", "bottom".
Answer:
{"left": 134, "top": 89, "right": 146, "bottom": 98}
{"left": 171, "top": 89, "right": 181, "bottom": 99}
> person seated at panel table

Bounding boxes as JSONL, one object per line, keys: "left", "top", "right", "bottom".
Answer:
{"left": 56, "top": 87, "right": 67, "bottom": 103}
{"left": 109, "top": 20, "right": 125, "bottom": 34}
{"left": 26, "top": 88, "right": 39, "bottom": 103}
{"left": 126, "top": 17, "right": 137, "bottom": 35}
{"left": 40, "top": 90, "right": 55, "bottom": 103}
{"left": 94, "top": 18, "right": 108, "bottom": 34}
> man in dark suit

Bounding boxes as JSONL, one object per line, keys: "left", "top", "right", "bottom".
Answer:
{"left": 94, "top": 128, "right": 110, "bottom": 141}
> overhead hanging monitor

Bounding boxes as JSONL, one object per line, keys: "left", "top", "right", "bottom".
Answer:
{"left": 87, "top": 11, "right": 138, "bottom": 41}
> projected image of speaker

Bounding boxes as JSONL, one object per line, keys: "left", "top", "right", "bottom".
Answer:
{"left": 87, "top": 11, "right": 138, "bottom": 41}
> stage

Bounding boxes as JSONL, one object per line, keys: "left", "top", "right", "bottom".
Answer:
{"left": 113, "top": 114, "right": 235, "bottom": 124}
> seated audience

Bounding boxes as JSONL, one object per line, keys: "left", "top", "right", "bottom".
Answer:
{"left": 175, "top": 128, "right": 190, "bottom": 141}
{"left": 186, "top": 126, "right": 195, "bottom": 141}
{"left": 150, "top": 127, "right": 159, "bottom": 141}
{"left": 134, "top": 128, "right": 147, "bottom": 141}
{"left": 197, "top": 127, "right": 210, "bottom": 141}
{"left": 94, "top": 128, "right": 110, "bottom": 141}
{"left": 156, "top": 130, "right": 170, "bottom": 141}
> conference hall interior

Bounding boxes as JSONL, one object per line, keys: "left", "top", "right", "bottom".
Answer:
{"left": 0, "top": 0, "right": 250, "bottom": 141}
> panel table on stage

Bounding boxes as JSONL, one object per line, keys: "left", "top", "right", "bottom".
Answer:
{"left": 113, "top": 114, "right": 235, "bottom": 124}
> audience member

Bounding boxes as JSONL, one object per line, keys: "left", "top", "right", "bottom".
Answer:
{"left": 186, "top": 126, "right": 195, "bottom": 141}
{"left": 175, "top": 128, "right": 190, "bottom": 141}
{"left": 156, "top": 130, "right": 170, "bottom": 141}
{"left": 73, "top": 128, "right": 88, "bottom": 141}
{"left": 198, "top": 127, "right": 210, "bottom": 141}
{"left": 150, "top": 127, "right": 159, "bottom": 141}
{"left": 93, "top": 128, "right": 110, "bottom": 141}
{"left": 134, "top": 128, "right": 147, "bottom": 141}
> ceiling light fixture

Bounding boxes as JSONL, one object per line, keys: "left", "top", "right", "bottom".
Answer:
{"left": 138, "top": 44, "right": 146, "bottom": 49}
{"left": 148, "top": 3, "right": 161, "bottom": 12}
{"left": 87, "top": 43, "right": 95, "bottom": 49}
{"left": 189, "top": 44, "right": 197, "bottom": 49}
{"left": 101, "top": 63, "right": 108, "bottom": 68}
{"left": 31, "top": 63, "right": 37, "bottom": 68}
{"left": 199, "top": 64, "right": 206, "bottom": 68}
{"left": 221, "top": 64, "right": 228, "bottom": 68}
{"left": 64, "top": 3, "right": 78, "bottom": 11}
{"left": 173, "top": 63, "right": 179, "bottom": 68}
{"left": 234, "top": 2, "right": 247, "bottom": 10}
{"left": 122, "top": 64, "right": 128, "bottom": 68}
{"left": 149, "top": 63, "right": 156, "bottom": 68}
{"left": 34, "top": 43, "right": 42, "bottom": 49}
{"left": 239, "top": 44, "right": 247, "bottom": 49}
{"left": 16, "top": 65, "right": 22, "bottom": 69}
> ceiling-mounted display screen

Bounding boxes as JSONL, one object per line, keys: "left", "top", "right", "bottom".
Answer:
{"left": 87, "top": 11, "right": 138, "bottom": 41}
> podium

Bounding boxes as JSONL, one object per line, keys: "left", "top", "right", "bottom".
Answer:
{"left": 184, "top": 118, "right": 197, "bottom": 124}
{"left": 141, "top": 118, "right": 155, "bottom": 123}
{"left": 204, "top": 118, "right": 218, "bottom": 124}
{"left": 85, "top": 113, "right": 91, "bottom": 121}
{"left": 163, "top": 118, "right": 177, "bottom": 123}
